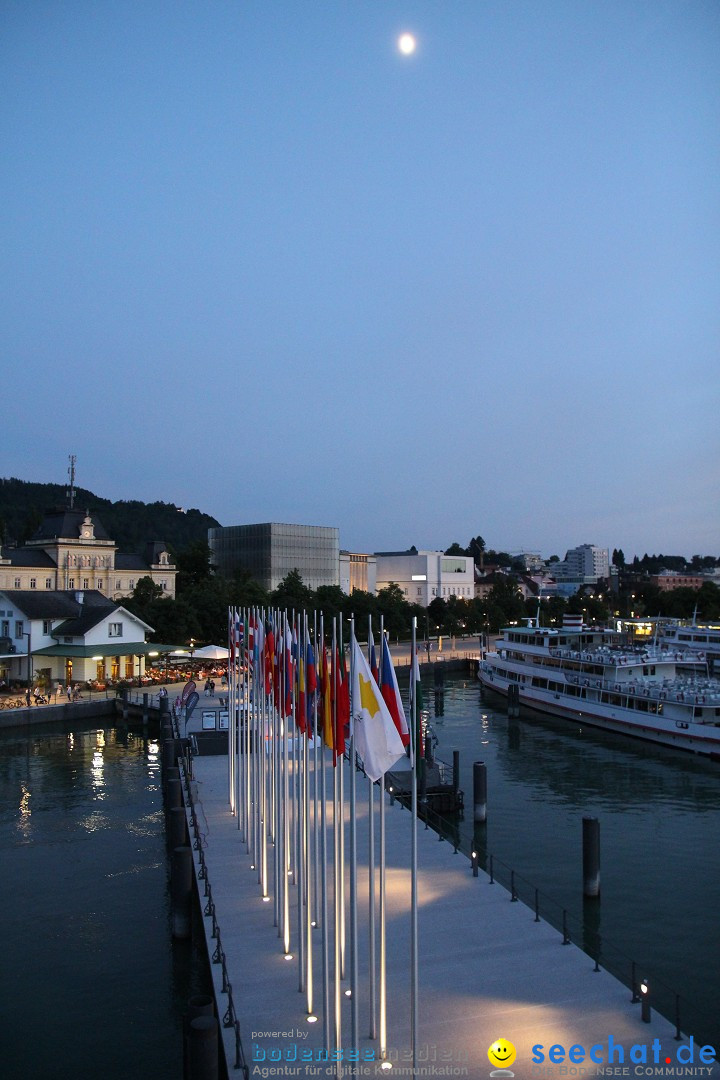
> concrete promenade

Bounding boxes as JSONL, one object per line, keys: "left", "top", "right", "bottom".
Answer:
{"left": 182, "top": 753, "right": 716, "bottom": 1080}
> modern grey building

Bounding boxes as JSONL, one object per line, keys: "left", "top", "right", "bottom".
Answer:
{"left": 208, "top": 522, "right": 340, "bottom": 592}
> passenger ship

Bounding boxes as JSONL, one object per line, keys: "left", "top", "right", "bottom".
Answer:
{"left": 478, "top": 615, "right": 720, "bottom": 757}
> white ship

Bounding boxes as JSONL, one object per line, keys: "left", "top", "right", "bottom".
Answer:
{"left": 478, "top": 615, "right": 720, "bottom": 757}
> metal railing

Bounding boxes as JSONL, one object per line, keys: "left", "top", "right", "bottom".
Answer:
{"left": 389, "top": 786, "right": 686, "bottom": 1041}
{"left": 171, "top": 708, "right": 250, "bottom": 1076}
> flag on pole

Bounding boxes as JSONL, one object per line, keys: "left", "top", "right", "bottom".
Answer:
{"left": 334, "top": 644, "right": 349, "bottom": 763}
{"left": 321, "top": 644, "right": 334, "bottom": 752}
{"left": 351, "top": 636, "right": 405, "bottom": 782}
{"left": 264, "top": 625, "right": 275, "bottom": 697}
{"left": 306, "top": 630, "right": 317, "bottom": 733}
{"left": 380, "top": 636, "right": 410, "bottom": 748}
{"left": 369, "top": 630, "right": 379, "bottom": 684}
{"left": 298, "top": 643, "right": 307, "bottom": 734}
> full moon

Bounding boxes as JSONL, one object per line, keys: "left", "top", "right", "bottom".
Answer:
{"left": 398, "top": 32, "right": 417, "bottom": 55}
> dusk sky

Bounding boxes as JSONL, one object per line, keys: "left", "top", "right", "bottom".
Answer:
{"left": 2, "top": 2, "right": 718, "bottom": 560}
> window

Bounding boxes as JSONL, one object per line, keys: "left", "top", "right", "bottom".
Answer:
{"left": 43, "top": 620, "right": 52, "bottom": 635}
{"left": 1, "top": 620, "right": 9, "bottom": 637}
{"left": 83, "top": 578, "right": 89, "bottom": 589}
{"left": 128, "top": 579, "right": 135, "bottom": 590}
{"left": 15, "top": 620, "right": 24, "bottom": 639}
{"left": 14, "top": 577, "right": 21, "bottom": 588}
{"left": 96, "top": 579, "right": 102, "bottom": 589}
{"left": 116, "top": 580, "right": 122, "bottom": 590}
{"left": 30, "top": 578, "right": 36, "bottom": 589}
{"left": 108, "top": 622, "right": 123, "bottom": 638}
{"left": 68, "top": 578, "right": 75, "bottom": 589}
{"left": 46, "top": 578, "right": 52, "bottom": 589}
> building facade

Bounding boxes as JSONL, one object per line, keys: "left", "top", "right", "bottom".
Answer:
{"left": 208, "top": 522, "right": 340, "bottom": 593}
{"left": 0, "top": 589, "right": 155, "bottom": 688}
{"left": 0, "top": 509, "right": 177, "bottom": 601}
{"left": 339, "top": 552, "right": 377, "bottom": 595}
{"left": 375, "top": 550, "right": 475, "bottom": 607}
{"left": 551, "top": 544, "right": 610, "bottom": 592}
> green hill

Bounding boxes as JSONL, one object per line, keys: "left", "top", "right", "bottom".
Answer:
{"left": 0, "top": 477, "right": 221, "bottom": 554}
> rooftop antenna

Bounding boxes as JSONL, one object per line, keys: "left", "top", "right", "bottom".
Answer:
{"left": 67, "top": 454, "right": 76, "bottom": 509}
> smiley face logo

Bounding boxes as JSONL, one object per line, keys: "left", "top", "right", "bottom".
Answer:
{"left": 488, "top": 1038, "right": 516, "bottom": 1070}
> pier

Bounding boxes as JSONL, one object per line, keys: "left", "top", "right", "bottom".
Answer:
{"left": 175, "top": 748, "right": 709, "bottom": 1078}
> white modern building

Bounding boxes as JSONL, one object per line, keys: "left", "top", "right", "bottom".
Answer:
{"left": 339, "top": 552, "right": 377, "bottom": 595}
{"left": 375, "top": 550, "right": 475, "bottom": 607}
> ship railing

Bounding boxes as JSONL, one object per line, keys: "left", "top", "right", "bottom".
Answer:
{"left": 388, "top": 791, "right": 689, "bottom": 1043}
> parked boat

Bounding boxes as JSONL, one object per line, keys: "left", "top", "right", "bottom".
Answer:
{"left": 478, "top": 615, "right": 720, "bottom": 757}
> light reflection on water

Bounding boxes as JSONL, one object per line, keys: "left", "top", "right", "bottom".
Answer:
{"left": 428, "top": 674, "right": 720, "bottom": 1046}
{"left": 0, "top": 721, "right": 210, "bottom": 1080}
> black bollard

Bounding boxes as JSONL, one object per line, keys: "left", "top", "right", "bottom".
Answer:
{"left": 473, "top": 760, "right": 487, "bottom": 824}
{"left": 159, "top": 694, "right": 170, "bottom": 719}
{"left": 121, "top": 688, "right": 129, "bottom": 721}
{"left": 162, "top": 737, "right": 177, "bottom": 778}
{"left": 582, "top": 816, "right": 601, "bottom": 898}
{"left": 424, "top": 734, "right": 434, "bottom": 768}
{"left": 167, "top": 776, "right": 183, "bottom": 811}
{"left": 184, "top": 995, "right": 215, "bottom": 1080}
{"left": 640, "top": 979, "right": 651, "bottom": 1023}
{"left": 171, "top": 845, "right": 193, "bottom": 940}
{"left": 168, "top": 805, "right": 188, "bottom": 849}
{"left": 452, "top": 750, "right": 460, "bottom": 795}
{"left": 507, "top": 683, "right": 520, "bottom": 718}
{"left": 188, "top": 1014, "right": 218, "bottom": 1080}
{"left": 142, "top": 692, "right": 149, "bottom": 723}
{"left": 433, "top": 661, "right": 445, "bottom": 689}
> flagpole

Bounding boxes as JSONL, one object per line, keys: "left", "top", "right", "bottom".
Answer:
{"left": 410, "top": 617, "right": 419, "bottom": 1074}
{"left": 338, "top": 614, "right": 346, "bottom": 984}
{"left": 320, "top": 615, "right": 331, "bottom": 1052}
{"left": 332, "top": 616, "right": 342, "bottom": 1066}
{"left": 303, "top": 612, "right": 314, "bottom": 1016}
{"left": 379, "top": 616, "right": 387, "bottom": 1063}
{"left": 283, "top": 613, "right": 291, "bottom": 957}
{"left": 349, "top": 617, "right": 359, "bottom": 1052}
{"left": 313, "top": 609, "right": 320, "bottom": 930}
{"left": 367, "top": 613, "right": 377, "bottom": 1040}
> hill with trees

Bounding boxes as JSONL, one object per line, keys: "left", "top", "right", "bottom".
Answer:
{"left": 0, "top": 476, "right": 220, "bottom": 553}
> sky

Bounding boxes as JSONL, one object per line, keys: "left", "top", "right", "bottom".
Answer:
{"left": 2, "top": 1, "right": 718, "bottom": 561}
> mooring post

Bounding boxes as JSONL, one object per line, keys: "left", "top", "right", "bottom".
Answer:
{"left": 142, "top": 692, "right": 149, "bottom": 723}
{"left": 168, "top": 805, "right": 188, "bottom": 849}
{"left": 507, "top": 683, "right": 520, "bottom": 717}
{"left": 121, "top": 688, "right": 129, "bottom": 721}
{"left": 166, "top": 776, "right": 183, "bottom": 812}
{"left": 188, "top": 1014, "right": 219, "bottom": 1080}
{"left": 473, "top": 760, "right": 487, "bottom": 824}
{"left": 184, "top": 996, "right": 215, "bottom": 1080}
{"left": 171, "top": 845, "right": 193, "bottom": 940}
{"left": 582, "top": 816, "right": 601, "bottom": 898}
{"left": 452, "top": 750, "right": 460, "bottom": 795}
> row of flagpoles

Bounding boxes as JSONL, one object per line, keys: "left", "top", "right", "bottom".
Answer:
{"left": 226, "top": 606, "right": 425, "bottom": 1072}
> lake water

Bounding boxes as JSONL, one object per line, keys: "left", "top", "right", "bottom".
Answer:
{"left": 426, "top": 672, "right": 720, "bottom": 1046}
{"left": 0, "top": 718, "right": 214, "bottom": 1080}
{"left": 1, "top": 681, "right": 718, "bottom": 1073}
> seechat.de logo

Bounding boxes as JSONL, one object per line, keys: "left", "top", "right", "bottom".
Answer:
{"left": 488, "top": 1038, "right": 516, "bottom": 1076}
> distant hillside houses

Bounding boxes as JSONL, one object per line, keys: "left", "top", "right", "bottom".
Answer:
{"left": 0, "top": 508, "right": 177, "bottom": 601}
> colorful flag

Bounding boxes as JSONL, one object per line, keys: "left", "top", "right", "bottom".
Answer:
{"left": 306, "top": 631, "right": 317, "bottom": 732}
{"left": 380, "top": 636, "right": 410, "bottom": 748}
{"left": 264, "top": 626, "right": 275, "bottom": 697}
{"left": 351, "top": 636, "right": 405, "bottom": 782}
{"left": 297, "top": 644, "right": 307, "bottom": 734}
{"left": 320, "top": 644, "right": 334, "bottom": 753}
{"left": 369, "top": 629, "right": 379, "bottom": 684}
{"left": 333, "top": 644, "right": 349, "bottom": 764}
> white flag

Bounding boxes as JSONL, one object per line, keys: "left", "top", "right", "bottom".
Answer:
{"left": 351, "top": 636, "right": 405, "bottom": 782}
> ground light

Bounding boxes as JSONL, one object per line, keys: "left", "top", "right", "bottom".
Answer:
{"left": 641, "top": 979, "right": 651, "bottom": 1023}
